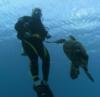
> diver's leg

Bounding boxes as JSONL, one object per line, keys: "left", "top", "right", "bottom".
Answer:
{"left": 38, "top": 45, "right": 54, "bottom": 97}
{"left": 37, "top": 44, "right": 50, "bottom": 84}
{"left": 29, "top": 56, "right": 39, "bottom": 81}
{"left": 42, "top": 47, "right": 50, "bottom": 83}
{"left": 35, "top": 43, "right": 54, "bottom": 97}
{"left": 22, "top": 41, "right": 40, "bottom": 84}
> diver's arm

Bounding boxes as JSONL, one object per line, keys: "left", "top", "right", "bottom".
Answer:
{"left": 46, "top": 39, "right": 66, "bottom": 44}
{"left": 38, "top": 19, "right": 49, "bottom": 38}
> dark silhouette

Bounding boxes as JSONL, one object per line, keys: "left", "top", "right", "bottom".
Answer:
{"left": 15, "top": 8, "right": 53, "bottom": 97}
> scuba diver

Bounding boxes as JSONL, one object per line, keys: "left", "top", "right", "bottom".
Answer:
{"left": 47, "top": 35, "right": 94, "bottom": 82}
{"left": 15, "top": 8, "right": 53, "bottom": 97}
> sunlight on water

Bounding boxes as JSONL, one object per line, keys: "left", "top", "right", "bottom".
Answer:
{"left": 0, "top": 0, "right": 100, "bottom": 53}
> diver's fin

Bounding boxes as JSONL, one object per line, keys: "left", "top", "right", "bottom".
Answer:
{"left": 33, "top": 83, "right": 54, "bottom": 97}
{"left": 84, "top": 71, "right": 95, "bottom": 82}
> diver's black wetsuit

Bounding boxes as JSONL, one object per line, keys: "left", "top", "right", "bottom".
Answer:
{"left": 15, "top": 16, "right": 50, "bottom": 82}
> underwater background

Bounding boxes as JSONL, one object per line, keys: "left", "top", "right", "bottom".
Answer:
{"left": 0, "top": 0, "right": 100, "bottom": 97}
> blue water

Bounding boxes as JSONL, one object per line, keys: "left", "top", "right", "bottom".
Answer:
{"left": 0, "top": 0, "right": 100, "bottom": 97}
